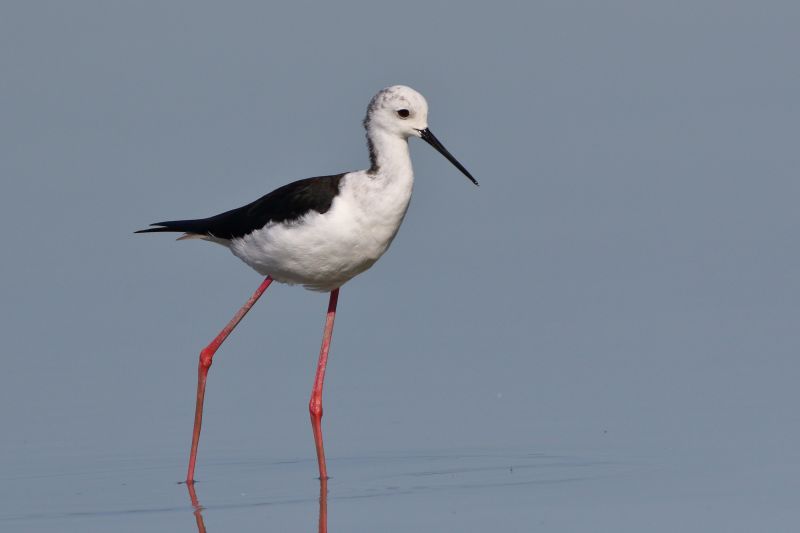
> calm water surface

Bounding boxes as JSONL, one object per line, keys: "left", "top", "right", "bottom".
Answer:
{"left": 2, "top": 445, "right": 797, "bottom": 532}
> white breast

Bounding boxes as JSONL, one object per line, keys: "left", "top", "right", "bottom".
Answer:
{"left": 227, "top": 169, "right": 414, "bottom": 291}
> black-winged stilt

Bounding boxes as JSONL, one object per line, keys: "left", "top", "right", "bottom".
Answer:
{"left": 137, "top": 85, "right": 478, "bottom": 482}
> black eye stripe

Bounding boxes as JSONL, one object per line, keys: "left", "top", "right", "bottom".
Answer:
{"left": 397, "top": 109, "right": 410, "bottom": 118}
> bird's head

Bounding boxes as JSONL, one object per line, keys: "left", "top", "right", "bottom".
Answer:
{"left": 363, "top": 85, "right": 430, "bottom": 139}
{"left": 364, "top": 85, "right": 478, "bottom": 186}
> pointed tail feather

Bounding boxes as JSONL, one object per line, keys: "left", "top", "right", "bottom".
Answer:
{"left": 135, "top": 219, "right": 210, "bottom": 236}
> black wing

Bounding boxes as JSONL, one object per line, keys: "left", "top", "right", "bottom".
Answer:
{"left": 136, "top": 173, "right": 345, "bottom": 240}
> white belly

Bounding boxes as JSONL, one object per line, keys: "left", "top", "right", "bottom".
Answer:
{"left": 227, "top": 173, "right": 413, "bottom": 291}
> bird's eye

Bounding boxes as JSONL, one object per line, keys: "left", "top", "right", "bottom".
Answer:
{"left": 396, "top": 109, "right": 410, "bottom": 118}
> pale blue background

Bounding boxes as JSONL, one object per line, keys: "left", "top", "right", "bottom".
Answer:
{"left": 1, "top": 1, "right": 798, "bottom": 531}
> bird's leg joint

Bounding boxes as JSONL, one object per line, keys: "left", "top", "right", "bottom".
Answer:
{"left": 309, "top": 399, "right": 323, "bottom": 419}
{"left": 199, "top": 347, "right": 214, "bottom": 370}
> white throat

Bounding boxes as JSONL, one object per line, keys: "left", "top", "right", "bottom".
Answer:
{"left": 366, "top": 128, "right": 414, "bottom": 179}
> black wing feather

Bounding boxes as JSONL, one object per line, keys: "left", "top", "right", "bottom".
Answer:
{"left": 136, "top": 173, "right": 345, "bottom": 239}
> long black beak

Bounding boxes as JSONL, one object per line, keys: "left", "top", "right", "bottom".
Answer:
{"left": 419, "top": 128, "right": 479, "bottom": 186}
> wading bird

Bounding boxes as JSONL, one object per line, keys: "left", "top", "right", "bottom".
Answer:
{"left": 137, "top": 85, "right": 478, "bottom": 482}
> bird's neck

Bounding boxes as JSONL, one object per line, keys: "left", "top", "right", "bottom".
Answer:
{"left": 366, "top": 128, "right": 413, "bottom": 179}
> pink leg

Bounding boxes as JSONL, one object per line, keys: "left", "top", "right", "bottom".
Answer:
{"left": 186, "top": 276, "right": 273, "bottom": 483}
{"left": 309, "top": 288, "right": 339, "bottom": 480}
{"left": 186, "top": 482, "right": 207, "bottom": 533}
{"left": 317, "top": 477, "right": 329, "bottom": 533}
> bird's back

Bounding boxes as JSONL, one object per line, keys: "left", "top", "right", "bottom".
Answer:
{"left": 136, "top": 173, "right": 346, "bottom": 241}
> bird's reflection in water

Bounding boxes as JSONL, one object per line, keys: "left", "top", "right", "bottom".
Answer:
{"left": 185, "top": 478, "right": 329, "bottom": 533}
{"left": 186, "top": 482, "right": 207, "bottom": 533}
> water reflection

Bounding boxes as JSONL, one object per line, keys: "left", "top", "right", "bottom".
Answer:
{"left": 178, "top": 451, "right": 612, "bottom": 531}
{"left": 185, "top": 478, "right": 328, "bottom": 532}
{"left": 186, "top": 483, "right": 207, "bottom": 533}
